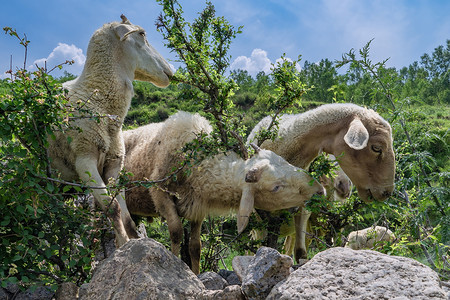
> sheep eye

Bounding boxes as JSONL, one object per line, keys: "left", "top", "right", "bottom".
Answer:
{"left": 139, "top": 31, "right": 146, "bottom": 37}
{"left": 371, "top": 145, "right": 382, "bottom": 153}
{"left": 271, "top": 185, "right": 281, "bottom": 193}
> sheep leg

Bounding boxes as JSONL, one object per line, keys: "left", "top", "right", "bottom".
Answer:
{"left": 75, "top": 155, "right": 130, "bottom": 247}
{"left": 102, "top": 159, "right": 139, "bottom": 239}
{"left": 189, "top": 220, "right": 203, "bottom": 275}
{"left": 150, "top": 189, "right": 183, "bottom": 256}
{"left": 294, "top": 207, "right": 311, "bottom": 261}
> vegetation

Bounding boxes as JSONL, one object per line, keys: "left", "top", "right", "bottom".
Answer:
{"left": 0, "top": 0, "right": 448, "bottom": 292}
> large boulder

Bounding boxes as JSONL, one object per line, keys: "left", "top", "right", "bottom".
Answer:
{"left": 233, "top": 247, "right": 293, "bottom": 300}
{"left": 81, "top": 238, "right": 205, "bottom": 300}
{"left": 267, "top": 247, "right": 448, "bottom": 299}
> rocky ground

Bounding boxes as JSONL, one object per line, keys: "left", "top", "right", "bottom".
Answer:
{"left": 1, "top": 238, "right": 449, "bottom": 299}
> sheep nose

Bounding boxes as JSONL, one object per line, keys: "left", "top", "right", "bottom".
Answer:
{"left": 164, "top": 69, "right": 173, "bottom": 78}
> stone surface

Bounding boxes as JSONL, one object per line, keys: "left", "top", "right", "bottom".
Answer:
{"left": 56, "top": 282, "right": 79, "bottom": 300}
{"left": 198, "top": 271, "right": 228, "bottom": 290}
{"left": 267, "top": 247, "right": 448, "bottom": 300}
{"left": 15, "top": 286, "right": 54, "bottom": 300}
{"left": 232, "top": 255, "right": 253, "bottom": 282}
{"left": 236, "top": 247, "right": 293, "bottom": 300}
{"left": 225, "top": 272, "right": 242, "bottom": 286}
{"left": 0, "top": 288, "right": 9, "bottom": 300}
{"left": 200, "top": 285, "right": 245, "bottom": 300}
{"left": 81, "top": 238, "right": 205, "bottom": 300}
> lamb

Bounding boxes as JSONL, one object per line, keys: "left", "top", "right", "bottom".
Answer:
{"left": 247, "top": 103, "right": 395, "bottom": 260}
{"left": 47, "top": 15, "right": 173, "bottom": 247}
{"left": 123, "top": 111, "right": 324, "bottom": 274}
{"left": 345, "top": 226, "right": 396, "bottom": 250}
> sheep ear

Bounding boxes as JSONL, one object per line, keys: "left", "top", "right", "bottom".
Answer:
{"left": 115, "top": 23, "right": 138, "bottom": 41}
{"left": 344, "top": 118, "right": 369, "bottom": 150}
{"left": 237, "top": 185, "right": 254, "bottom": 234}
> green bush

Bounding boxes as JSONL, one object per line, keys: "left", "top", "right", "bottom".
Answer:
{"left": 0, "top": 28, "right": 101, "bottom": 290}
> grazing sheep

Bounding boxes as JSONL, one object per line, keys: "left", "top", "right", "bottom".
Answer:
{"left": 247, "top": 103, "right": 395, "bottom": 260}
{"left": 123, "top": 111, "right": 324, "bottom": 274}
{"left": 345, "top": 226, "right": 395, "bottom": 250}
{"left": 281, "top": 154, "right": 353, "bottom": 255}
{"left": 47, "top": 15, "right": 173, "bottom": 247}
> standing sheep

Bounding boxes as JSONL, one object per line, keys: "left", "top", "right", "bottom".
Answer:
{"left": 123, "top": 111, "right": 325, "bottom": 274}
{"left": 247, "top": 103, "right": 395, "bottom": 260}
{"left": 47, "top": 15, "right": 173, "bottom": 247}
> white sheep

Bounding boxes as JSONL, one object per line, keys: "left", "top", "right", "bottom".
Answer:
{"left": 280, "top": 154, "right": 353, "bottom": 255}
{"left": 47, "top": 15, "right": 173, "bottom": 247}
{"left": 247, "top": 103, "right": 395, "bottom": 261}
{"left": 345, "top": 226, "right": 395, "bottom": 250}
{"left": 123, "top": 111, "right": 324, "bottom": 274}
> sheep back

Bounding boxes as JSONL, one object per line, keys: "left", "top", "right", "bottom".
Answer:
{"left": 124, "top": 111, "right": 212, "bottom": 216}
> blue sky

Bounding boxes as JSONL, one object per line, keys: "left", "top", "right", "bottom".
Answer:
{"left": 1, "top": 0, "right": 449, "bottom": 79}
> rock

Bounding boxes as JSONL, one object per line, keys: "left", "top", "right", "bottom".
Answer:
{"left": 0, "top": 288, "right": 10, "bottom": 300}
{"left": 55, "top": 282, "right": 79, "bottom": 300}
{"left": 441, "top": 281, "right": 450, "bottom": 300}
{"left": 81, "top": 238, "right": 205, "bottom": 300}
{"left": 3, "top": 282, "right": 19, "bottom": 295}
{"left": 267, "top": 247, "right": 448, "bottom": 300}
{"left": 78, "top": 283, "right": 89, "bottom": 300}
{"left": 225, "top": 272, "right": 242, "bottom": 286}
{"left": 217, "top": 269, "right": 241, "bottom": 286}
{"left": 217, "top": 269, "right": 233, "bottom": 279}
{"left": 232, "top": 255, "right": 253, "bottom": 282}
{"left": 200, "top": 285, "right": 245, "bottom": 300}
{"left": 14, "top": 286, "right": 54, "bottom": 300}
{"left": 198, "top": 271, "right": 228, "bottom": 290}
{"left": 236, "top": 247, "right": 293, "bottom": 300}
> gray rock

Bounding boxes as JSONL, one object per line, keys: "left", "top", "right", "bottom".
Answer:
{"left": 267, "top": 247, "right": 448, "bottom": 300}
{"left": 15, "top": 286, "right": 54, "bottom": 300}
{"left": 82, "top": 238, "right": 205, "bottom": 300}
{"left": 200, "top": 285, "right": 245, "bottom": 300}
{"left": 238, "top": 247, "right": 293, "bottom": 300}
{"left": 217, "top": 269, "right": 241, "bottom": 286}
{"left": 441, "top": 281, "right": 450, "bottom": 300}
{"left": 3, "top": 282, "right": 19, "bottom": 295}
{"left": 217, "top": 269, "right": 233, "bottom": 279}
{"left": 55, "top": 282, "right": 78, "bottom": 300}
{"left": 0, "top": 288, "right": 10, "bottom": 300}
{"left": 78, "top": 283, "right": 89, "bottom": 300}
{"left": 232, "top": 255, "right": 253, "bottom": 282}
{"left": 226, "top": 272, "right": 242, "bottom": 286}
{"left": 198, "top": 271, "right": 228, "bottom": 290}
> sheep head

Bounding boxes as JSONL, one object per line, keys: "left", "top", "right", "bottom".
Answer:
{"left": 332, "top": 113, "right": 395, "bottom": 202}
{"left": 237, "top": 149, "right": 324, "bottom": 233}
{"left": 111, "top": 15, "right": 173, "bottom": 87}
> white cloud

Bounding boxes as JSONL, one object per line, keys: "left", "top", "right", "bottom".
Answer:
{"left": 231, "top": 48, "right": 302, "bottom": 76}
{"left": 31, "top": 43, "right": 85, "bottom": 76}
{"left": 230, "top": 48, "right": 272, "bottom": 77}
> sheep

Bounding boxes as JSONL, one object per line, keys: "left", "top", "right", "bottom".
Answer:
{"left": 345, "top": 226, "right": 395, "bottom": 250}
{"left": 281, "top": 154, "right": 353, "bottom": 255}
{"left": 123, "top": 111, "right": 325, "bottom": 274}
{"left": 247, "top": 103, "right": 395, "bottom": 261}
{"left": 318, "top": 155, "right": 353, "bottom": 203}
{"left": 47, "top": 15, "right": 173, "bottom": 247}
